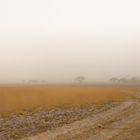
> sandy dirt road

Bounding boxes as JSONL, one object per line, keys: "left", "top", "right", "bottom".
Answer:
{"left": 21, "top": 93, "right": 140, "bottom": 140}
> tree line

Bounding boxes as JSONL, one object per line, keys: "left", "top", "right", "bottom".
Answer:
{"left": 109, "top": 77, "right": 140, "bottom": 85}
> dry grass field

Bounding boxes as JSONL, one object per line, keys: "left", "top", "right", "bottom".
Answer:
{"left": 1, "top": 85, "right": 140, "bottom": 140}
{"left": 0, "top": 85, "right": 126, "bottom": 113}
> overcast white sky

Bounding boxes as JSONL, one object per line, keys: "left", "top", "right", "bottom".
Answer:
{"left": 0, "top": 0, "right": 140, "bottom": 83}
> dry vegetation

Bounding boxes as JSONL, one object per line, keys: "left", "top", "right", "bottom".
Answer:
{"left": 0, "top": 85, "right": 126, "bottom": 114}
{"left": 1, "top": 85, "right": 139, "bottom": 140}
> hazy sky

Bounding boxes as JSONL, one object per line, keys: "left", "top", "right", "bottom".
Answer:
{"left": 0, "top": 0, "right": 140, "bottom": 83}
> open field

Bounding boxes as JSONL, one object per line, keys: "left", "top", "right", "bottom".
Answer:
{"left": 0, "top": 85, "right": 126, "bottom": 113}
{"left": 21, "top": 90, "right": 140, "bottom": 140}
{"left": 1, "top": 85, "right": 139, "bottom": 140}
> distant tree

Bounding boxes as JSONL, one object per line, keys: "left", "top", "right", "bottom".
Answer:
{"left": 110, "top": 77, "right": 140, "bottom": 85}
{"left": 130, "top": 77, "right": 140, "bottom": 84}
{"left": 118, "top": 78, "right": 129, "bottom": 84}
{"left": 75, "top": 76, "right": 85, "bottom": 84}
{"left": 109, "top": 77, "right": 118, "bottom": 83}
{"left": 41, "top": 80, "right": 47, "bottom": 84}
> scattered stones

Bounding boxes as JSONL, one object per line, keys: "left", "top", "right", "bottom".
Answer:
{"left": 0, "top": 102, "right": 120, "bottom": 140}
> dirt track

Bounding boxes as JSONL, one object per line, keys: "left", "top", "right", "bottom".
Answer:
{"left": 21, "top": 93, "right": 140, "bottom": 140}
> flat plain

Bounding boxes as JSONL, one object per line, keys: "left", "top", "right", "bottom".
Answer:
{"left": 0, "top": 85, "right": 125, "bottom": 113}
{"left": 1, "top": 85, "right": 140, "bottom": 140}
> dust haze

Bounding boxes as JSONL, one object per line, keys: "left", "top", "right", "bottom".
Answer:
{"left": 0, "top": 0, "right": 140, "bottom": 83}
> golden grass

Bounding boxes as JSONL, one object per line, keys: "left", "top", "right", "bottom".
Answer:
{"left": 0, "top": 85, "right": 126, "bottom": 113}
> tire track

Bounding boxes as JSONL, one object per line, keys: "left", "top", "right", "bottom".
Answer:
{"left": 21, "top": 98, "right": 136, "bottom": 140}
